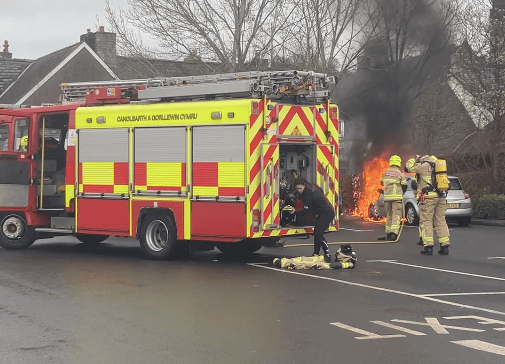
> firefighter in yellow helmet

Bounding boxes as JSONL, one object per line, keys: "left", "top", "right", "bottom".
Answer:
{"left": 406, "top": 155, "right": 450, "bottom": 255}
{"left": 19, "top": 135, "right": 28, "bottom": 151}
{"left": 378, "top": 155, "right": 407, "bottom": 241}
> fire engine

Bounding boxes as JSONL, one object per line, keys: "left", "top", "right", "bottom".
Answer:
{"left": 0, "top": 70, "right": 340, "bottom": 259}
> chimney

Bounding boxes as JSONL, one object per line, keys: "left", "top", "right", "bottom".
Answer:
{"left": 80, "top": 27, "right": 117, "bottom": 69}
{"left": 1, "top": 40, "right": 12, "bottom": 59}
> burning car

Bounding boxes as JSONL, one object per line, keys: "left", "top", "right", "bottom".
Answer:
{"left": 369, "top": 176, "right": 473, "bottom": 226}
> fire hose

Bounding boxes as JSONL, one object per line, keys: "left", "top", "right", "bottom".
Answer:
{"left": 281, "top": 219, "right": 405, "bottom": 248}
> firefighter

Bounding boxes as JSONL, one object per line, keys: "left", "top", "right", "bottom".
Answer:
{"left": 292, "top": 178, "right": 335, "bottom": 262}
{"left": 273, "top": 245, "right": 357, "bottom": 270}
{"left": 378, "top": 155, "right": 407, "bottom": 241}
{"left": 19, "top": 135, "right": 28, "bottom": 152}
{"left": 406, "top": 155, "right": 450, "bottom": 255}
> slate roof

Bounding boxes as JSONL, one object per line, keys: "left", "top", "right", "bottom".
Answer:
{"left": 0, "top": 43, "right": 82, "bottom": 104}
{"left": 112, "top": 56, "right": 225, "bottom": 80}
{"left": 0, "top": 58, "right": 32, "bottom": 97}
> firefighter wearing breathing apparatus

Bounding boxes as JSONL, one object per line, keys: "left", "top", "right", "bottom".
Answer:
{"left": 406, "top": 155, "right": 450, "bottom": 255}
{"left": 378, "top": 155, "right": 407, "bottom": 241}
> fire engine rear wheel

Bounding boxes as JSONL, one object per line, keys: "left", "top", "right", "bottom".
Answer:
{"left": 139, "top": 214, "right": 178, "bottom": 260}
{"left": 75, "top": 234, "right": 109, "bottom": 246}
{"left": 217, "top": 240, "right": 263, "bottom": 256}
{"left": 0, "top": 215, "right": 36, "bottom": 250}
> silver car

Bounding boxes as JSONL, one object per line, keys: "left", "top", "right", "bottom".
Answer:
{"left": 369, "top": 176, "right": 473, "bottom": 226}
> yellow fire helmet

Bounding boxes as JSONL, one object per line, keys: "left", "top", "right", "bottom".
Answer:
{"left": 389, "top": 154, "right": 402, "bottom": 167}
{"left": 20, "top": 135, "right": 29, "bottom": 149}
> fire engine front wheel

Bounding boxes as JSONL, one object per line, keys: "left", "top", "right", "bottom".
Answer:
{"left": 139, "top": 214, "right": 178, "bottom": 260}
{"left": 0, "top": 215, "right": 36, "bottom": 250}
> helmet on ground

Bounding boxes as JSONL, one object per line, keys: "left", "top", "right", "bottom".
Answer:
{"left": 389, "top": 155, "right": 402, "bottom": 167}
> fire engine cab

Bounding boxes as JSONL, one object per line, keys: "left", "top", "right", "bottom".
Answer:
{"left": 0, "top": 70, "right": 340, "bottom": 259}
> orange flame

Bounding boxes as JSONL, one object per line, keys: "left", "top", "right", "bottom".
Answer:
{"left": 352, "top": 153, "right": 390, "bottom": 222}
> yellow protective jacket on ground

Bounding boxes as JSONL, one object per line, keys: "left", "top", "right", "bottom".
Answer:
{"left": 275, "top": 255, "right": 354, "bottom": 270}
{"left": 405, "top": 157, "right": 438, "bottom": 198}
{"left": 381, "top": 166, "right": 407, "bottom": 201}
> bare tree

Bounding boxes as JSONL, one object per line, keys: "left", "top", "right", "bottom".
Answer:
{"left": 451, "top": 0, "right": 505, "bottom": 193}
{"left": 280, "top": 0, "right": 381, "bottom": 76}
{"left": 105, "top": 0, "right": 296, "bottom": 72}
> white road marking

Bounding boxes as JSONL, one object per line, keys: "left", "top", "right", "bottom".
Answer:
{"left": 247, "top": 264, "right": 505, "bottom": 316}
{"left": 366, "top": 260, "right": 398, "bottom": 263}
{"left": 444, "top": 316, "right": 505, "bottom": 331}
{"left": 371, "top": 321, "right": 426, "bottom": 336}
{"left": 339, "top": 228, "right": 374, "bottom": 232}
{"left": 391, "top": 318, "right": 484, "bottom": 334}
{"left": 371, "top": 260, "right": 505, "bottom": 282}
{"left": 421, "top": 292, "right": 505, "bottom": 297}
{"left": 452, "top": 340, "right": 505, "bottom": 356}
{"left": 488, "top": 257, "right": 505, "bottom": 260}
{"left": 329, "top": 322, "right": 405, "bottom": 340}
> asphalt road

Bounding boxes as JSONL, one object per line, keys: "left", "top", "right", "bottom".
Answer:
{"left": 1, "top": 216, "right": 504, "bottom": 364}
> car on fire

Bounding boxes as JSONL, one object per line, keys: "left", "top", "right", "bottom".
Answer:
{"left": 368, "top": 176, "right": 473, "bottom": 226}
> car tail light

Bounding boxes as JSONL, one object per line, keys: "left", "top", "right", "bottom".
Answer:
{"left": 252, "top": 209, "right": 260, "bottom": 232}
{"left": 463, "top": 191, "right": 470, "bottom": 199}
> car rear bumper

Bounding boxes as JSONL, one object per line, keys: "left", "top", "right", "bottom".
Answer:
{"left": 445, "top": 206, "right": 472, "bottom": 218}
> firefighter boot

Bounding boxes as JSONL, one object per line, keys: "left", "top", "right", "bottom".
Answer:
{"left": 417, "top": 237, "right": 423, "bottom": 246}
{"left": 378, "top": 233, "right": 391, "bottom": 241}
{"left": 273, "top": 258, "right": 281, "bottom": 267}
{"left": 389, "top": 233, "right": 398, "bottom": 241}
{"left": 438, "top": 244, "right": 449, "bottom": 255}
{"left": 420, "top": 246, "right": 433, "bottom": 255}
{"left": 324, "top": 252, "right": 332, "bottom": 263}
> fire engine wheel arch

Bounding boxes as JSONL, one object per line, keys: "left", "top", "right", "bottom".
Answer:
{"left": 139, "top": 213, "right": 179, "bottom": 260}
{"left": 216, "top": 239, "right": 263, "bottom": 256}
{"left": 75, "top": 234, "right": 109, "bottom": 246}
{"left": 0, "top": 214, "right": 36, "bottom": 250}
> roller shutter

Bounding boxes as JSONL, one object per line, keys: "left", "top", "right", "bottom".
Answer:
{"left": 134, "top": 127, "right": 187, "bottom": 195}
{"left": 78, "top": 129, "right": 129, "bottom": 197}
{"left": 192, "top": 125, "right": 245, "bottom": 199}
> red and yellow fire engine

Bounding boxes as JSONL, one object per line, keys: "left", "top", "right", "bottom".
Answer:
{"left": 0, "top": 70, "right": 340, "bottom": 259}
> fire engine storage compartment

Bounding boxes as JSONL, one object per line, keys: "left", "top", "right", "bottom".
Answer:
{"left": 279, "top": 144, "right": 315, "bottom": 186}
{"left": 279, "top": 143, "right": 316, "bottom": 227}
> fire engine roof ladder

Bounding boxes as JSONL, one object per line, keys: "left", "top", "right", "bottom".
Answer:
{"left": 60, "top": 70, "right": 336, "bottom": 104}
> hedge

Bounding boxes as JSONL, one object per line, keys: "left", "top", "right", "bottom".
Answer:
{"left": 473, "top": 194, "right": 505, "bottom": 220}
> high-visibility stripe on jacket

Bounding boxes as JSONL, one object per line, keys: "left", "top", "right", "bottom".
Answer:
{"left": 381, "top": 166, "right": 407, "bottom": 201}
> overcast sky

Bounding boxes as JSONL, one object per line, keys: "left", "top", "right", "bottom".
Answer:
{"left": 1, "top": 0, "right": 133, "bottom": 60}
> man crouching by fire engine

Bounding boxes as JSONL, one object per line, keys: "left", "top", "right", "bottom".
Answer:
{"left": 291, "top": 178, "right": 335, "bottom": 262}
{"left": 377, "top": 155, "right": 407, "bottom": 241}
